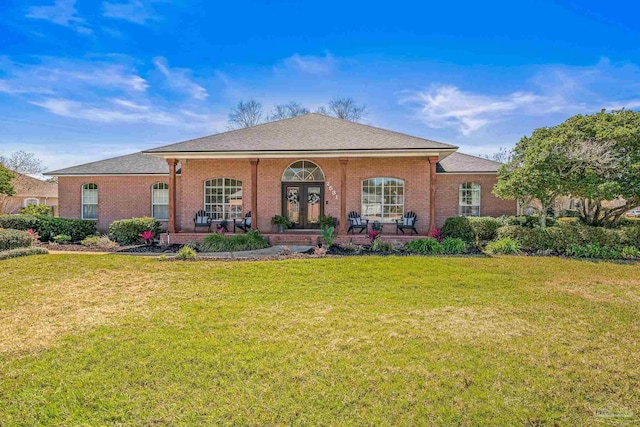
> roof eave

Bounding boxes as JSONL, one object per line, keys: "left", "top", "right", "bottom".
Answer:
{"left": 142, "top": 148, "right": 458, "bottom": 159}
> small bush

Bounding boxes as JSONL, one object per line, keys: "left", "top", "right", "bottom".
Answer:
{"left": 440, "top": 237, "right": 467, "bottom": 254}
{"left": 498, "top": 215, "right": 557, "bottom": 228}
{"left": 371, "top": 237, "right": 394, "bottom": 252}
{"left": 20, "top": 204, "right": 53, "bottom": 216}
{"left": 442, "top": 217, "right": 474, "bottom": 243}
{"left": 0, "top": 214, "right": 38, "bottom": 231}
{"left": 0, "top": 229, "right": 33, "bottom": 251}
{"left": 176, "top": 246, "right": 196, "bottom": 260}
{"left": 0, "top": 247, "right": 48, "bottom": 261}
{"left": 621, "top": 246, "right": 640, "bottom": 259}
{"left": 468, "top": 217, "right": 501, "bottom": 241}
{"left": 620, "top": 226, "right": 640, "bottom": 249}
{"left": 566, "top": 243, "right": 620, "bottom": 259}
{"left": 405, "top": 238, "right": 442, "bottom": 255}
{"left": 198, "top": 230, "right": 269, "bottom": 252}
{"left": 81, "top": 235, "right": 118, "bottom": 249}
{"left": 53, "top": 234, "right": 72, "bottom": 244}
{"left": 35, "top": 216, "right": 97, "bottom": 242}
{"left": 321, "top": 226, "right": 335, "bottom": 247}
{"left": 485, "top": 237, "right": 522, "bottom": 255}
{"left": 109, "top": 217, "right": 162, "bottom": 245}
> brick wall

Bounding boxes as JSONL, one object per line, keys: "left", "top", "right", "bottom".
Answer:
{"left": 434, "top": 173, "right": 517, "bottom": 227}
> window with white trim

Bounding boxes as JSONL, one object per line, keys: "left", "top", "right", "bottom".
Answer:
{"left": 361, "top": 177, "right": 404, "bottom": 222}
{"left": 24, "top": 198, "right": 39, "bottom": 207}
{"left": 204, "top": 178, "right": 243, "bottom": 220}
{"left": 151, "top": 183, "right": 169, "bottom": 220}
{"left": 82, "top": 183, "right": 98, "bottom": 220}
{"left": 459, "top": 182, "right": 481, "bottom": 216}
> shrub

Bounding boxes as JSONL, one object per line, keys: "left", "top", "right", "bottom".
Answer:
{"left": 320, "top": 226, "right": 335, "bottom": 247}
{"left": 442, "top": 217, "right": 474, "bottom": 243}
{"left": 20, "top": 204, "right": 53, "bottom": 216}
{"left": 620, "top": 226, "right": 640, "bottom": 249}
{"left": 621, "top": 246, "right": 640, "bottom": 259}
{"left": 0, "top": 247, "right": 48, "bottom": 261}
{"left": 468, "top": 217, "right": 501, "bottom": 241}
{"left": 0, "top": 214, "right": 38, "bottom": 231}
{"left": 198, "top": 230, "right": 269, "bottom": 252}
{"left": 497, "top": 215, "right": 557, "bottom": 228}
{"left": 109, "top": 217, "right": 162, "bottom": 245}
{"left": 371, "top": 237, "right": 394, "bottom": 252}
{"left": 566, "top": 243, "right": 621, "bottom": 259}
{"left": 0, "top": 229, "right": 33, "bottom": 251}
{"left": 53, "top": 234, "right": 72, "bottom": 244}
{"left": 35, "top": 216, "right": 97, "bottom": 242}
{"left": 441, "top": 237, "right": 467, "bottom": 254}
{"left": 429, "top": 227, "right": 443, "bottom": 242}
{"left": 176, "top": 246, "right": 196, "bottom": 260}
{"left": 485, "top": 237, "right": 522, "bottom": 255}
{"left": 405, "top": 238, "right": 442, "bottom": 255}
{"left": 81, "top": 235, "right": 118, "bottom": 249}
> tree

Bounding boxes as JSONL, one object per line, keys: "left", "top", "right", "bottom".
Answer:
{"left": 483, "top": 147, "right": 513, "bottom": 163}
{"left": 0, "top": 151, "right": 45, "bottom": 213}
{"left": 228, "top": 99, "right": 263, "bottom": 129}
{"left": 267, "top": 101, "right": 310, "bottom": 121}
{"left": 494, "top": 110, "right": 640, "bottom": 227}
{"left": 0, "top": 164, "right": 15, "bottom": 200}
{"left": 317, "top": 97, "right": 366, "bottom": 122}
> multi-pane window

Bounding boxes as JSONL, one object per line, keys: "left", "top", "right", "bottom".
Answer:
{"left": 204, "top": 178, "right": 243, "bottom": 220}
{"left": 82, "top": 183, "right": 98, "bottom": 220}
{"left": 459, "top": 182, "right": 481, "bottom": 216}
{"left": 361, "top": 178, "right": 404, "bottom": 222}
{"left": 282, "top": 160, "right": 325, "bottom": 181}
{"left": 151, "top": 183, "right": 169, "bottom": 220}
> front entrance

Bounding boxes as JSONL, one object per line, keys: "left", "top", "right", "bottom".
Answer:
{"left": 282, "top": 183, "right": 324, "bottom": 228}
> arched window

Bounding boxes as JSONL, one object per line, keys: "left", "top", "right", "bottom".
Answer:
{"left": 151, "top": 183, "right": 169, "bottom": 220}
{"left": 459, "top": 182, "right": 481, "bottom": 216}
{"left": 361, "top": 177, "right": 404, "bottom": 222}
{"left": 82, "top": 183, "right": 98, "bottom": 220}
{"left": 204, "top": 178, "right": 243, "bottom": 220}
{"left": 282, "top": 160, "right": 325, "bottom": 181}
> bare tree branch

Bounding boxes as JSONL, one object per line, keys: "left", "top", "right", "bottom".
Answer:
{"left": 317, "top": 97, "right": 366, "bottom": 122}
{"left": 228, "top": 99, "right": 263, "bottom": 129}
{"left": 267, "top": 102, "right": 309, "bottom": 122}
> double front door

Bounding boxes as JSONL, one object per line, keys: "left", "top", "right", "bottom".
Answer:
{"left": 282, "top": 183, "right": 324, "bottom": 228}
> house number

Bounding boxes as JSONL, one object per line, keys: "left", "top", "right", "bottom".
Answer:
{"left": 325, "top": 182, "right": 339, "bottom": 200}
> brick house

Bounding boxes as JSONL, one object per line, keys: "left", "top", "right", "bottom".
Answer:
{"left": 46, "top": 114, "right": 516, "bottom": 240}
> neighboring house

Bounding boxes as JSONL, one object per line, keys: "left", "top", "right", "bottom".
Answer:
{"left": 45, "top": 114, "right": 516, "bottom": 235}
{"left": 0, "top": 173, "right": 58, "bottom": 215}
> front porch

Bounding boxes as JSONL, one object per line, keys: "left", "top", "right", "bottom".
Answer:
{"left": 161, "top": 230, "right": 428, "bottom": 246}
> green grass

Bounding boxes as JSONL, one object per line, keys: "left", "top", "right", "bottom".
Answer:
{"left": 1, "top": 254, "right": 639, "bottom": 425}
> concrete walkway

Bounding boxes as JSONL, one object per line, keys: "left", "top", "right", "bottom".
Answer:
{"left": 196, "top": 245, "right": 314, "bottom": 259}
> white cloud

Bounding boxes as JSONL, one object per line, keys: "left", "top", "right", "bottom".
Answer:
{"left": 402, "top": 59, "right": 640, "bottom": 135}
{"left": 102, "top": 0, "right": 157, "bottom": 24}
{"left": 26, "top": 0, "right": 91, "bottom": 34}
{"left": 283, "top": 52, "right": 336, "bottom": 76}
{"left": 153, "top": 57, "right": 208, "bottom": 100}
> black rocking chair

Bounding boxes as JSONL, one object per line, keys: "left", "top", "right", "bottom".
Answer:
{"left": 233, "top": 211, "right": 252, "bottom": 233}
{"left": 193, "top": 210, "right": 212, "bottom": 232}
{"left": 395, "top": 211, "right": 418, "bottom": 235}
{"left": 347, "top": 211, "right": 369, "bottom": 234}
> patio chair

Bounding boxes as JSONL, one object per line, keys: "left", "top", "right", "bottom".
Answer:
{"left": 395, "top": 211, "right": 418, "bottom": 235}
{"left": 193, "top": 210, "right": 212, "bottom": 232}
{"left": 347, "top": 211, "right": 369, "bottom": 234}
{"left": 233, "top": 211, "right": 252, "bottom": 233}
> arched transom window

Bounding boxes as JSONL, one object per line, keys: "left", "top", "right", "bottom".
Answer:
{"left": 204, "top": 178, "right": 243, "bottom": 220}
{"left": 361, "top": 177, "right": 404, "bottom": 222}
{"left": 282, "top": 160, "right": 325, "bottom": 181}
{"left": 82, "top": 183, "right": 98, "bottom": 220}
{"left": 459, "top": 182, "right": 481, "bottom": 216}
{"left": 151, "top": 183, "right": 169, "bottom": 220}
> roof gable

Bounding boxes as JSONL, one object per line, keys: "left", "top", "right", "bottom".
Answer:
{"left": 436, "top": 152, "right": 502, "bottom": 173}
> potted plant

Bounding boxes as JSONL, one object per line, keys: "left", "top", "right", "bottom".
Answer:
{"left": 319, "top": 215, "right": 335, "bottom": 231}
{"left": 271, "top": 215, "right": 292, "bottom": 233}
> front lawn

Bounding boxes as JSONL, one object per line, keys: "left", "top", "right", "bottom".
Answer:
{"left": 1, "top": 255, "right": 639, "bottom": 425}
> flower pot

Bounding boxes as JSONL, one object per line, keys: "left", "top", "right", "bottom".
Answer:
{"left": 277, "top": 224, "right": 285, "bottom": 233}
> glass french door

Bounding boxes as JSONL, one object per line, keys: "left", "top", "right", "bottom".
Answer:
{"left": 282, "top": 183, "right": 324, "bottom": 228}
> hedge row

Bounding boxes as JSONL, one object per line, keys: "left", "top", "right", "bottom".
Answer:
{"left": 0, "top": 229, "right": 33, "bottom": 251}
{"left": 0, "top": 247, "right": 48, "bottom": 261}
{"left": 108, "top": 217, "right": 162, "bottom": 245}
{"left": 0, "top": 215, "right": 97, "bottom": 242}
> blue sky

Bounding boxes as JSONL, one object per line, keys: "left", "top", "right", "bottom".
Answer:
{"left": 1, "top": 0, "right": 640, "bottom": 171}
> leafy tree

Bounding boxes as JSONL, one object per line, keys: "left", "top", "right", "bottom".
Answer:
{"left": 483, "top": 147, "right": 513, "bottom": 163}
{"left": 317, "top": 97, "right": 366, "bottom": 122}
{"left": 228, "top": 99, "right": 263, "bottom": 129}
{"left": 0, "top": 165, "right": 15, "bottom": 199}
{"left": 495, "top": 110, "right": 640, "bottom": 226}
{"left": 267, "top": 101, "right": 309, "bottom": 121}
{"left": 0, "top": 151, "right": 46, "bottom": 213}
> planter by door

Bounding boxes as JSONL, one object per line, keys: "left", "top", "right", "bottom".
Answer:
{"left": 282, "top": 183, "right": 324, "bottom": 229}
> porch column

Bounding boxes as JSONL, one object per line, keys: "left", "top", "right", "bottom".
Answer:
{"left": 428, "top": 156, "right": 438, "bottom": 232}
{"left": 339, "top": 158, "right": 348, "bottom": 234}
{"left": 250, "top": 158, "right": 259, "bottom": 230}
{"left": 167, "top": 158, "right": 178, "bottom": 234}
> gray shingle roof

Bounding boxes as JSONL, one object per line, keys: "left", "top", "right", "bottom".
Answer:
{"left": 46, "top": 152, "right": 174, "bottom": 176}
{"left": 436, "top": 152, "right": 502, "bottom": 173}
{"left": 144, "top": 113, "right": 457, "bottom": 153}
